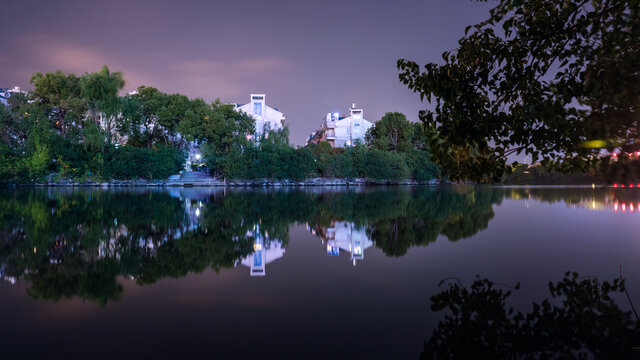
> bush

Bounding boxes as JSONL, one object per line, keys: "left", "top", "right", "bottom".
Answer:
{"left": 361, "top": 150, "right": 410, "bottom": 181}
{"left": 405, "top": 149, "right": 439, "bottom": 181}
{"left": 105, "top": 145, "right": 185, "bottom": 180}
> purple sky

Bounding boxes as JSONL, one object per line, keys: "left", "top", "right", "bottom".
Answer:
{"left": 1, "top": 0, "right": 494, "bottom": 145}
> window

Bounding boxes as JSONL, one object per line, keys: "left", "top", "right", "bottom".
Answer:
{"left": 253, "top": 102, "right": 262, "bottom": 116}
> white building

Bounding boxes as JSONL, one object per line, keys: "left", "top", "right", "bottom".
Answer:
{"left": 0, "top": 86, "right": 27, "bottom": 106}
{"left": 307, "top": 103, "right": 374, "bottom": 148}
{"left": 234, "top": 94, "right": 285, "bottom": 140}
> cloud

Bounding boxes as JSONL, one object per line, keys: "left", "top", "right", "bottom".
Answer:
{"left": 3, "top": 33, "right": 293, "bottom": 102}
{"left": 165, "top": 57, "right": 292, "bottom": 100}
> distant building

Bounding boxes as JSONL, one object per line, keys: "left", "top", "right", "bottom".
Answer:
{"left": 0, "top": 86, "right": 27, "bottom": 106}
{"left": 306, "top": 102, "right": 374, "bottom": 148}
{"left": 234, "top": 94, "right": 285, "bottom": 140}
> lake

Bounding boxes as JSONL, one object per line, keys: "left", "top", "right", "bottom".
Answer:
{"left": 0, "top": 186, "right": 638, "bottom": 359}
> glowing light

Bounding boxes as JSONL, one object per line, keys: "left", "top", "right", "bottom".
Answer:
{"left": 613, "top": 153, "right": 618, "bottom": 157}
{"left": 327, "top": 245, "right": 331, "bottom": 251}
{"left": 631, "top": 184, "right": 634, "bottom": 188}
{"left": 631, "top": 203, "right": 635, "bottom": 212}
{"left": 622, "top": 203, "right": 626, "bottom": 212}
{"left": 583, "top": 140, "right": 606, "bottom": 148}
{"left": 592, "top": 184, "right": 595, "bottom": 189}
{"left": 253, "top": 243, "right": 262, "bottom": 251}
{"left": 195, "top": 208, "right": 200, "bottom": 217}
{"left": 195, "top": 154, "right": 201, "bottom": 160}
{"left": 614, "top": 184, "right": 618, "bottom": 187}
{"left": 614, "top": 202, "right": 619, "bottom": 211}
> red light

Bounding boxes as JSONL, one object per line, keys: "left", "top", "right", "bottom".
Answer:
{"left": 614, "top": 184, "right": 618, "bottom": 187}
{"left": 614, "top": 202, "right": 619, "bottom": 211}
{"left": 622, "top": 203, "right": 626, "bottom": 212}
{"left": 630, "top": 184, "right": 634, "bottom": 188}
{"left": 622, "top": 184, "right": 626, "bottom": 188}
{"left": 636, "top": 151, "right": 640, "bottom": 156}
{"left": 631, "top": 203, "right": 635, "bottom": 212}
{"left": 613, "top": 153, "right": 618, "bottom": 157}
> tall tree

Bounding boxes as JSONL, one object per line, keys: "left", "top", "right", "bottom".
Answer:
{"left": 30, "top": 70, "right": 84, "bottom": 136}
{"left": 398, "top": 0, "right": 640, "bottom": 182}
{"left": 365, "top": 112, "right": 414, "bottom": 152}
{"left": 79, "top": 65, "right": 125, "bottom": 144}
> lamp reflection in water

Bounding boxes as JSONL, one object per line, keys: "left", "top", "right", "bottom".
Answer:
{"left": 237, "top": 225, "right": 285, "bottom": 277}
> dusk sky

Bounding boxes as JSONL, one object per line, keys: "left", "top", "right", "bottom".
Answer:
{"left": 1, "top": 0, "right": 494, "bottom": 145}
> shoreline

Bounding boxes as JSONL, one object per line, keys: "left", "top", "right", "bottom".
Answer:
{"left": 10, "top": 178, "right": 442, "bottom": 187}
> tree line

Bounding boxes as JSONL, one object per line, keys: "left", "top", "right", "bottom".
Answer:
{"left": 0, "top": 67, "right": 440, "bottom": 183}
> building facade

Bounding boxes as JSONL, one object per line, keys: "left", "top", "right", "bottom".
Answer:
{"left": 234, "top": 94, "right": 285, "bottom": 140}
{"left": 306, "top": 103, "right": 373, "bottom": 148}
{"left": 0, "top": 86, "right": 27, "bottom": 106}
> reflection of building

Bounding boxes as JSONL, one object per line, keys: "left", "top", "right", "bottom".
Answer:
{"left": 308, "top": 221, "right": 373, "bottom": 266}
{"left": 234, "top": 94, "right": 285, "bottom": 140}
{"left": 238, "top": 226, "right": 285, "bottom": 277}
{"left": 306, "top": 103, "right": 374, "bottom": 148}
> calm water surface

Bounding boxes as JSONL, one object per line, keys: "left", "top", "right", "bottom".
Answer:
{"left": 0, "top": 186, "right": 639, "bottom": 359}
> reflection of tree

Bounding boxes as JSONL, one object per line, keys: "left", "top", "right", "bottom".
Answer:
{"left": 421, "top": 272, "right": 639, "bottom": 359}
{"left": 0, "top": 187, "right": 506, "bottom": 304}
{"left": 320, "top": 186, "right": 504, "bottom": 257}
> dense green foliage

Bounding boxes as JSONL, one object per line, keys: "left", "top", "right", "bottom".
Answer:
{"left": 398, "top": 0, "right": 640, "bottom": 183}
{"left": 0, "top": 66, "right": 190, "bottom": 182}
{"left": 1, "top": 66, "right": 440, "bottom": 183}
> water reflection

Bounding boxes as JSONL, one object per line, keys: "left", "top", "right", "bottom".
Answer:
{"left": 421, "top": 272, "right": 640, "bottom": 359}
{"left": 2, "top": 186, "right": 640, "bottom": 306}
{"left": 238, "top": 225, "right": 285, "bottom": 276}
{"left": 308, "top": 221, "right": 374, "bottom": 266}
